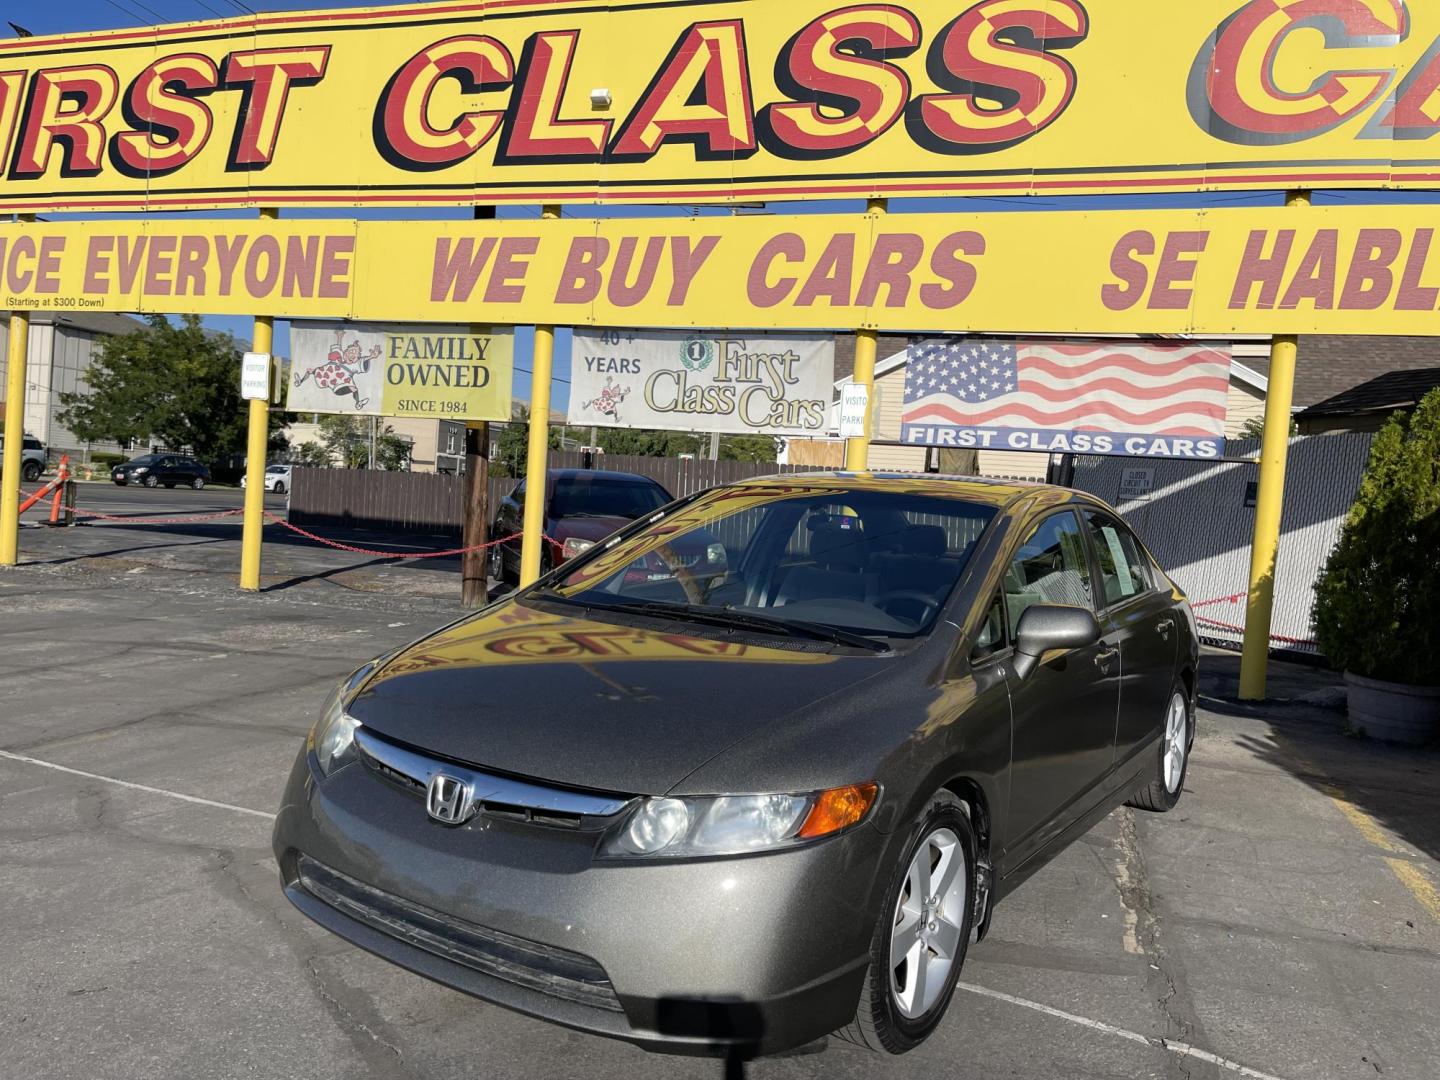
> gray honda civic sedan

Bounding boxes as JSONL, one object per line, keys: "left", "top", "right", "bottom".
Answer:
{"left": 273, "top": 473, "right": 1197, "bottom": 1057}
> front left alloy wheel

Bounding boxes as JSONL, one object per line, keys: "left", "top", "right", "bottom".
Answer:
{"left": 840, "top": 791, "right": 975, "bottom": 1054}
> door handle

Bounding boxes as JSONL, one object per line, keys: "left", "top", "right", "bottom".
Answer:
{"left": 1156, "top": 618, "right": 1174, "bottom": 637}
{"left": 1093, "top": 647, "right": 1119, "bottom": 672}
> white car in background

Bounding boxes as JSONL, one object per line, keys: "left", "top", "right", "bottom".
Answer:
{"left": 241, "top": 464, "right": 293, "bottom": 494}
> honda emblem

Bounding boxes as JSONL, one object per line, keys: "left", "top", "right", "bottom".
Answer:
{"left": 425, "top": 773, "right": 475, "bottom": 825}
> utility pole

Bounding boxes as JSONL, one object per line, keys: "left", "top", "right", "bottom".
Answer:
{"left": 461, "top": 205, "right": 496, "bottom": 608}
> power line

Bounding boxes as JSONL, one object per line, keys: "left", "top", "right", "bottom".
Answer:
{"left": 101, "top": 0, "right": 152, "bottom": 23}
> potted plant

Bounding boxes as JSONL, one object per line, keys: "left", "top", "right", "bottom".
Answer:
{"left": 1313, "top": 388, "right": 1440, "bottom": 744}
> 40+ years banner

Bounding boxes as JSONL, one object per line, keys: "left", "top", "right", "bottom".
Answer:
{"left": 6, "top": 0, "right": 1440, "bottom": 212}
{"left": 289, "top": 321, "right": 513, "bottom": 420}
{"left": 569, "top": 330, "right": 835, "bottom": 436}
{"left": 13, "top": 206, "right": 1440, "bottom": 335}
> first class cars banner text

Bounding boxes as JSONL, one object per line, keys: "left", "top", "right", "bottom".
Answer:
{"left": 7, "top": 0, "right": 1440, "bottom": 211}
{"left": 12, "top": 207, "right": 1440, "bottom": 335}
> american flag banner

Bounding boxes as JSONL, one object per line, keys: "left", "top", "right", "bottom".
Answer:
{"left": 901, "top": 338, "right": 1233, "bottom": 460}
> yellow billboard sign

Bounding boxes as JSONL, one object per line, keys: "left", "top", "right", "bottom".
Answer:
{"left": 8, "top": 206, "right": 1440, "bottom": 335}
{"left": 6, "top": 0, "right": 1440, "bottom": 211}
{"left": 288, "top": 320, "right": 513, "bottom": 420}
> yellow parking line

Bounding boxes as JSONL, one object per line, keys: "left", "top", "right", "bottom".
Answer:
{"left": 1386, "top": 858, "right": 1440, "bottom": 924}
{"left": 1317, "top": 781, "right": 1440, "bottom": 924}
{"left": 1320, "top": 784, "right": 1408, "bottom": 856}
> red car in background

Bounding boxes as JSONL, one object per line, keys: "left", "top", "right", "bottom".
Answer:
{"left": 489, "top": 469, "right": 688, "bottom": 584}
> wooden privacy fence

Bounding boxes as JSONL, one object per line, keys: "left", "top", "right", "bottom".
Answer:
{"left": 288, "top": 456, "right": 833, "bottom": 536}
{"left": 289, "top": 468, "right": 517, "bottom": 537}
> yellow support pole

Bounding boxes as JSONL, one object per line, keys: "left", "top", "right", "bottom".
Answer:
{"left": 239, "top": 207, "right": 279, "bottom": 592}
{"left": 1, "top": 224, "right": 33, "bottom": 566}
{"left": 844, "top": 197, "right": 888, "bottom": 471}
{"left": 519, "top": 204, "right": 562, "bottom": 587}
{"left": 1239, "top": 190, "right": 1310, "bottom": 700}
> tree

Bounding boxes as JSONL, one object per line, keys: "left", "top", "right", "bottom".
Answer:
{"left": 1238, "top": 415, "right": 1298, "bottom": 441}
{"left": 58, "top": 314, "right": 283, "bottom": 461}
{"left": 1312, "top": 389, "right": 1440, "bottom": 686}
{"left": 309, "top": 414, "right": 412, "bottom": 470}
{"left": 492, "top": 406, "right": 563, "bottom": 477}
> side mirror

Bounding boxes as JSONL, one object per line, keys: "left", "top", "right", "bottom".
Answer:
{"left": 1011, "top": 604, "right": 1101, "bottom": 681}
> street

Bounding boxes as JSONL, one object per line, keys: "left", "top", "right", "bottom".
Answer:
{"left": 2, "top": 506, "right": 1438, "bottom": 1080}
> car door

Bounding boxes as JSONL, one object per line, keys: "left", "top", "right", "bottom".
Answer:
{"left": 497, "top": 481, "right": 525, "bottom": 570}
{"left": 1003, "top": 509, "right": 1121, "bottom": 866}
{"left": 1082, "top": 511, "right": 1178, "bottom": 770}
{"left": 155, "top": 456, "right": 177, "bottom": 483}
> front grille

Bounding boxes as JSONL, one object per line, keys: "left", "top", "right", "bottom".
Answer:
{"left": 296, "top": 856, "right": 623, "bottom": 1012}
{"left": 353, "top": 727, "right": 634, "bottom": 832}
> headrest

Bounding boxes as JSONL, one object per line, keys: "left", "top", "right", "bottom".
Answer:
{"left": 900, "top": 525, "right": 946, "bottom": 557}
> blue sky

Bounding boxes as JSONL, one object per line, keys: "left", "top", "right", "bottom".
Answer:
{"left": 16, "top": 1, "right": 1440, "bottom": 409}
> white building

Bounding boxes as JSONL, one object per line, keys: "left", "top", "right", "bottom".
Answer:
{"left": 0, "top": 312, "right": 144, "bottom": 458}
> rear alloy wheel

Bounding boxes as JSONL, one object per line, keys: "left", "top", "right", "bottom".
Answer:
{"left": 840, "top": 792, "right": 975, "bottom": 1054}
{"left": 191, "top": 476, "right": 206, "bottom": 490}
{"left": 21, "top": 461, "right": 41, "bottom": 483}
{"left": 272, "top": 482, "right": 285, "bottom": 495}
{"left": 1127, "top": 687, "right": 1192, "bottom": 813}
{"left": 143, "top": 474, "right": 159, "bottom": 488}
{"left": 488, "top": 543, "right": 506, "bottom": 583}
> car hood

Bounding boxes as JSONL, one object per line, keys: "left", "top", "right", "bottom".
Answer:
{"left": 345, "top": 600, "right": 887, "bottom": 796}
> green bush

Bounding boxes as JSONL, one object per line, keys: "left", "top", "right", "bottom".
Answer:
{"left": 1313, "top": 388, "right": 1440, "bottom": 686}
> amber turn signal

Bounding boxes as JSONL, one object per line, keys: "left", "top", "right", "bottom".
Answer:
{"left": 798, "top": 783, "right": 879, "bottom": 839}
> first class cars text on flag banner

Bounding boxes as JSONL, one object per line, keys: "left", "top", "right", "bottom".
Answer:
{"left": 288, "top": 321, "right": 513, "bottom": 420}
{"left": 568, "top": 330, "right": 835, "bottom": 436}
{"left": 15, "top": 206, "right": 1440, "bottom": 336}
{"left": 7, "top": 0, "right": 1440, "bottom": 212}
{"left": 901, "top": 339, "right": 1233, "bottom": 460}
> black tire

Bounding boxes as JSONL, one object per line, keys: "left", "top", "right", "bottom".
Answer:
{"left": 488, "top": 543, "right": 508, "bottom": 584}
{"left": 21, "top": 461, "right": 41, "bottom": 483}
{"left": 272, "top": 482, "right": 285, "bottom": 494}
{"left": 191, "top": 476, "right": 205, "bottom": 490}
{"left": 144, "top": 475, "right": 159, "bottom": 488}
{"left": 1127, "top": 684, "right": 1193, "bottom": 813}
{"left": 839, "top": 791, "right": 976, "bottom": 1055}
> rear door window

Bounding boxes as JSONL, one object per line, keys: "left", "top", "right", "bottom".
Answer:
{"left": 1084, "top": 512, "right": 1153, "bottom": 606}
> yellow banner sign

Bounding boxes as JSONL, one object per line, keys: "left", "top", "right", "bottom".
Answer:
{"left": 7, "top": 206, "right": 1440, "bottom": 335}
{"left": 5, "top": 0, "right": 1440, "bottom": 211}
{"left": 288, "top": 321, "right": 513, "bottom": 420}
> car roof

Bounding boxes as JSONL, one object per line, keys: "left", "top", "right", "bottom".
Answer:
{"left": 724, "top": 472, "right": 1107, "bottom": 513}
{"left": 548, "top": 469, "right": 663, "bottom": 484}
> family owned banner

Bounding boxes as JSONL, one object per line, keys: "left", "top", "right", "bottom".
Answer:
{"left": 288, "top": 321, "right": 513, "bottom": 420}
{"left": 569, "top": 330, "right": 835, "bottom": 437}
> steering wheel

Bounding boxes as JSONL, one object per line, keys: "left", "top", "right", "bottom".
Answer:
{"left": 881, "top": 590, "right": 940, "bottom": 626}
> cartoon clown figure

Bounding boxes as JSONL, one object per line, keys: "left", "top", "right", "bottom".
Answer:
{"left": 583, "top": 376, "right": 631, "bottom": 422}
{"left": 293, "top": 329, "right": 382, "bottom": 410}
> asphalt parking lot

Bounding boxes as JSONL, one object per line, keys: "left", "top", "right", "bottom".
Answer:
{"left": 3, "top": 492, "right": 1438, "bottom": 1080}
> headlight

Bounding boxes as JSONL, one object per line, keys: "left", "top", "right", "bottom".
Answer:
{"left": 133, "top": 467, "right": 148, "bottom": 474}
{"left": 308, "top": 688, "right": 360, "bottom": 776}
{"left": 601, "top": 783, "right": 877, "bottom": 859}
{"left": 562, "top": 537, "right": 596, "bottom": 560}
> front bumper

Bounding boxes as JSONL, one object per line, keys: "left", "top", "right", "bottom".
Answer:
{"left": 272, "top": 745, "right": 887, "bottom": 1056}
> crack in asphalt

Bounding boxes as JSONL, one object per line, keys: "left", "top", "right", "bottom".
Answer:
{"left": 1112, "top": 808, "right": 1212, "bottom": 1080}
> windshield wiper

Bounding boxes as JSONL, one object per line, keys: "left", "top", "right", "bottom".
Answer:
{"left": 587, "top": 600, "right": 890, "bottom": 653}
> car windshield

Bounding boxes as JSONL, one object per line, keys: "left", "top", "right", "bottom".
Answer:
{"left": 550, "top": 476, "right": 669, "bottom": 519}
{"left": 545, "top": 484, "right": 997, "bottom": 640}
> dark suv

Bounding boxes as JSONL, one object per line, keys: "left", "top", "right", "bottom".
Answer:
{"left": 112, "top": 453, "right": 211, "bottom": 489}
